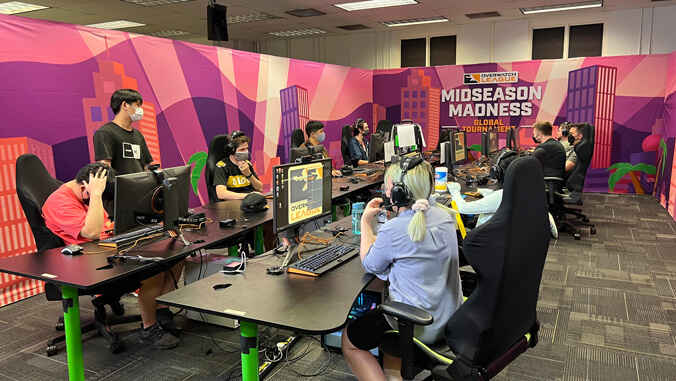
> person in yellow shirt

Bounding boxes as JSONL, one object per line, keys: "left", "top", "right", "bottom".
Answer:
{"left": 213, "top": 131, "right": 263, "bottom": 201}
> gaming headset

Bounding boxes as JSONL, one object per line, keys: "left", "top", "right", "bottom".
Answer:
{"left": 559, "top": 122, "right": 571, "bottom": 137}
{"left": 390, "top": 156, "right": 428, "bottom": 207}
{"left": 353, "top": 118, "right": 365, "bottom": 136}
{"left": 489, "top": 149, "right": 518, "bottom": 182}
{"left": 225, "top": 130, "right": 246, "bottom": 156}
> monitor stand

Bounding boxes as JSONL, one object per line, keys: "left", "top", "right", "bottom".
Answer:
{"left": 280, "top": 227, "right": 302, "bottom": 267}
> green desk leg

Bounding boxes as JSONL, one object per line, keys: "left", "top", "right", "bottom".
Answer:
{"left": 344, "top": 204, "right": 350, "bottom": 217}
{"left": 254, "top": 226, "right": 264, "bottom": 255}
{"left": 240, "top": 321, "right": 259, "bottom": 381}
{"left": 228, "top": 246, "right": 238, "bottom": 256}
{"left": 61, "top": 285, "right": 85, "bottom": 381}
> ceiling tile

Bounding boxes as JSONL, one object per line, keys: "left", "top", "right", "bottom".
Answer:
{"left": 10, "top": 8, "right": 88, "bottom": 21}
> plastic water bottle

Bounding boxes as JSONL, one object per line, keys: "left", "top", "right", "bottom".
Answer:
{"left": 352, "top": 202, "right": 365, "bottom": 235}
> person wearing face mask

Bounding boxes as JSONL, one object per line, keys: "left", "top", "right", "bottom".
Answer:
{"left": 348, "top": 118, "right": 370, "bottom": 166}
{"left": 564, "top": 123, "right": 583, "bottom": 173}
{"left": 303, "top": 120, "right": 342, "bottom": 177}
{"left": 214, "top": 131, "right": 263, "bottom": 201}
{"left": 532, "top": 120, "right": 566, "bottom": 182}
{"left": 93, "top": 89, "right": 154, "bottom": 175}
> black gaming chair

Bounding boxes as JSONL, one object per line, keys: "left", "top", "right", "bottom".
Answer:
{"left": 341, "top": 124, "right": 354, "bottom": 166}
{"left": 376, "top": 119, "right": 393, "bottom": 141}
{"left": 205, "top": 134, "right": 230, "bottom": 204}
{"left": 378, "top": 156, "right": 550, "bottom": 381}
{"left": 551, "top": 123, "right": 596, "bottom": 239}
{"left": 290, "top": 128, "right": 306, "bottom": 149}
{"left": 15, "top": 154, "right": 142, "bottom": 356}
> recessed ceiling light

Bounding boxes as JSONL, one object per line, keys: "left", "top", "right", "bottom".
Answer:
{"left": 335, "top": 0, "right": 417, "bottom": 12}
{"left": 520, "top": 1, "right": 602, "bottom": 15}
{"left": 465, "top": 11, "right": 501, "bottom": 19}
{"left": 382, "top": 16, "right": 449, "bottom": 27}
{"left": 121, "top": 0, "right": 195, "bottom": 5}
{"left": 86, "top": 20, "right": 147, "bottom": 30}
{"left": 0, "top": 1, "right": 48, "bottom": 15}
{"left": 227, "top": 12, "right": 280, "bottom": 24}
{"left": 146, "top": 29, "right": 191, "bottom": 37}
{"left": 269, "top": 28, "right": 327, "bottom": 37}
{"left": 285, "top": 8, "right": 327, "bottom": 17}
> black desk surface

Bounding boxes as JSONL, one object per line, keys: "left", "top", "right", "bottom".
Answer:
{"left": 157, "top": 217, "right": 376, "bottom": 334}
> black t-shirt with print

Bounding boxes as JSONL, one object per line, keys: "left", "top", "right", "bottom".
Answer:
{"left": 93, "top": 122, "right": 153, "bottom": 175}
{"left": 213, "top": 157, "right": 259, "bottom": 195}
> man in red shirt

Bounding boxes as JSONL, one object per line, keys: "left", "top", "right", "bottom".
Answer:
{"left": 43, "top": 163, "right": 181, "bottom": 350}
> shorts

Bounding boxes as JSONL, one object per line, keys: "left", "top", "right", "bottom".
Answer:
{"left": 345, "top": 308, "right": 394, "bottom": 351}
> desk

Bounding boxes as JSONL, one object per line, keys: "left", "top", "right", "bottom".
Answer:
{"left": 0, "top": 201, "right": 272, "bottom": 381}
{"left": 157, "top": 218, "right": 375, "bottom": 381}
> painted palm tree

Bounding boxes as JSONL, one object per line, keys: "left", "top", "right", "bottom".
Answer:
{"left": 652, "top": 138, "right": 668, "bottom": 196}
{"left": 187, "top": 151, "right": 207, "bottom": 196}
{"left": 607, "top": 162, "right": 656, "bottom": 194}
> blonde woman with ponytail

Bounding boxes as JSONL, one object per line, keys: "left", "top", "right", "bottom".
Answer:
{"left": 341, "top": 159, "right": 463, "bottom": 381}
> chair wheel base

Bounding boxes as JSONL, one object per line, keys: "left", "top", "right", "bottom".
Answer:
{"left": 46, "top": 345, "right": 58, "bottom": 356}
{"left": 574, "top": 233, "right": 581, "bottom": 240}
{"left": 55, "top": 321, "right": 64, "bottom": 331}
{"left": 590, "top": 227, "right": 596, "bottom": 234}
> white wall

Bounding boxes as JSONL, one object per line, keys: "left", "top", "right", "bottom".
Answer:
{"left": 257, "top": 5, "right": 676, "bottom": 69}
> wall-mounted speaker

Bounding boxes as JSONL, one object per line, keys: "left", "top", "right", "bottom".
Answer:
{"left": 207, "top": 4, "right": 228, "bottom": 42}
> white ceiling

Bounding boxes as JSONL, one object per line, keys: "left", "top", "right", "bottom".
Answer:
{"left": 7, "top": 0, "right": 676, "bottom": 45}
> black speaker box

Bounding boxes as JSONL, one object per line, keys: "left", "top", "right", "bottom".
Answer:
{"left": 207, "top": 4, "right": 228, "bottom": 41}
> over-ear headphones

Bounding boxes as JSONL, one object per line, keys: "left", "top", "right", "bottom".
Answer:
{"left": 353, "top": 118, "right": 365, "bottom": 136}
{"left": 489, "top": 149, "right": 518, "bottom": 182}
{"left": 390, "top": 156, "right": 425, "bottom": 207}
{"left": 225, "top": 130, "right": 245, "bottom": 156}
{"left": 559, "top": 122, "right": 570, "bottom": 137}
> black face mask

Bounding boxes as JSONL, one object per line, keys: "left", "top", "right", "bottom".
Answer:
{"left": 362, "top": 128, "right": 370, "bottom": 136}
{"left": 532, "top": 136, "right": 539, "bottom": 144}
{"left": 568, "top": 134, "right": 576, "bottom": 144}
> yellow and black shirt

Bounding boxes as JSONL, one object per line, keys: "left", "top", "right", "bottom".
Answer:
{"left": 213, "top": 158, "right": 259, "bottom": 194}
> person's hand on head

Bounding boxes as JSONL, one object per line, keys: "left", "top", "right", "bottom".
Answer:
{"left": 362, "top": 198, "right": 383, "bottom": 222}
{"left": 83, "top": 167, "right": 108, "bottom": 198}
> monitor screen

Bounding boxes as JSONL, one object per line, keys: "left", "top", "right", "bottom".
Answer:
{"left": 436, "top": 127, "right": 457, "bottom": 151}
{"left": 488, "top": 128, "right": 499, "bottom": 153}
{"left": 369, "top": 132, "right": 385, "bottom": 163}
{"left": 451, "top": 131, "right": 468, "bottom": 164}
{"left": 114, "top": 165, "right": 191, "bottom": 235}
{"left": 273, "top": 158, "right": 333, "bottom": 234}
{"left": 289, "top": 145, "right": 324, "bottom": 163}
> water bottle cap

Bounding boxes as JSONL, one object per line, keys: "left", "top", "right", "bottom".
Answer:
{"left": 352, "top": 202, "right": 365, "bottom": 210}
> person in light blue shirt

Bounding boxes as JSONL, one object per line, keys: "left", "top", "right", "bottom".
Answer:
{"left": 342, "top": 159, "right": 462, "bottom": 381}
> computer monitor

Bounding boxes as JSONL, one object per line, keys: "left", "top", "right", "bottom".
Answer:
{"left": 488, "top": 128, "right": 499, "bottom": 154}
{"left": 436, "top": 127, "right": 458, "bottom": 151}
{"left": 506, "top": 127, "right": 521, "bottom": 151}
{"left": 273, "top": 158, "right": 333, "bottom": 236}
{"left": 450, "top": 131, "right": 468, "bottom": 164}
{"left": 392, "top": 123, "right": 424, "bottom": 155}
{"left": 289, "top": 145, "right": 324, "bottom": 163}
{"left": 114, "top": 165, "right": 191, "bottom": 235}
{"left": 369, "top": 132, "right": 385, "bottom": 163}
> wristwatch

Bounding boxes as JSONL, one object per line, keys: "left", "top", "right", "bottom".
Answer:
{"left": 245, "top": 173, "right": 253, "bottom": 179}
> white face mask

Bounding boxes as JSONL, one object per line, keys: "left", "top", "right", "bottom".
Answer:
{"left": 235, "top": 151, "right": 249, "bottom": 161}
{"left": 127, "top": 104, "right": 144, "bottom": 122}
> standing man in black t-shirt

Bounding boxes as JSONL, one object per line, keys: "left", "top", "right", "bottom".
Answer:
{"left": 214, "top": 131, "right": 263, "bottom": 201}
{"left": 94, "top": 89, "right": 153, "bottom": 175}
{"left": 532, "top": 120, "right": 566, "bottom": 180}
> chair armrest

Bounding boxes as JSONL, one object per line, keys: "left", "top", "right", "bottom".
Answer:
{"left": 544, "top": 177, "right": 564, "bottom": 182}
{"left": 378, "top": 301, "right": 434, "bottom": 326}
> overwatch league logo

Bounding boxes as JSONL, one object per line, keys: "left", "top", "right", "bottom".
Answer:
{"left": 463, "top": 72, "right": 518, "bottom": 85}
{"left": 463, "top": 74, "right": 480, "bottom": 84}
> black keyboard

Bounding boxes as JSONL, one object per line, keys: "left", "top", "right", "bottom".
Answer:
{"left": 287, "top": 245, "right": 357, "bottom": 276}
{"left": 436, "top": 195, "right": 453, "bottom": 207}
{"left": 99, "top": 224, "right": 164, "bottom": 248}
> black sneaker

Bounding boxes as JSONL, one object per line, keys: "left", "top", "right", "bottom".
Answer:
{"left": 156, "top": 308, "right": 182, "bottom": 337}
{"left": 139, "top": 322, "right": 179, "bottom": 350}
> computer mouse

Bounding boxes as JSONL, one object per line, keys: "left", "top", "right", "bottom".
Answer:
{"left": 61, "top": 244, "right": 83, "bottom": 255}
{"left": 266, "top": 266, "right": 285, "bottom": 275}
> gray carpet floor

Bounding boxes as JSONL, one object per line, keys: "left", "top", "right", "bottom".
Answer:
{"left": 1, "top": 193, "right": 675, "bottom": 380}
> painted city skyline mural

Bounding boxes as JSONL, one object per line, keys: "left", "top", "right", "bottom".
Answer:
{"left": 0, "top": 13, "right": 674, "bottom": 306}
